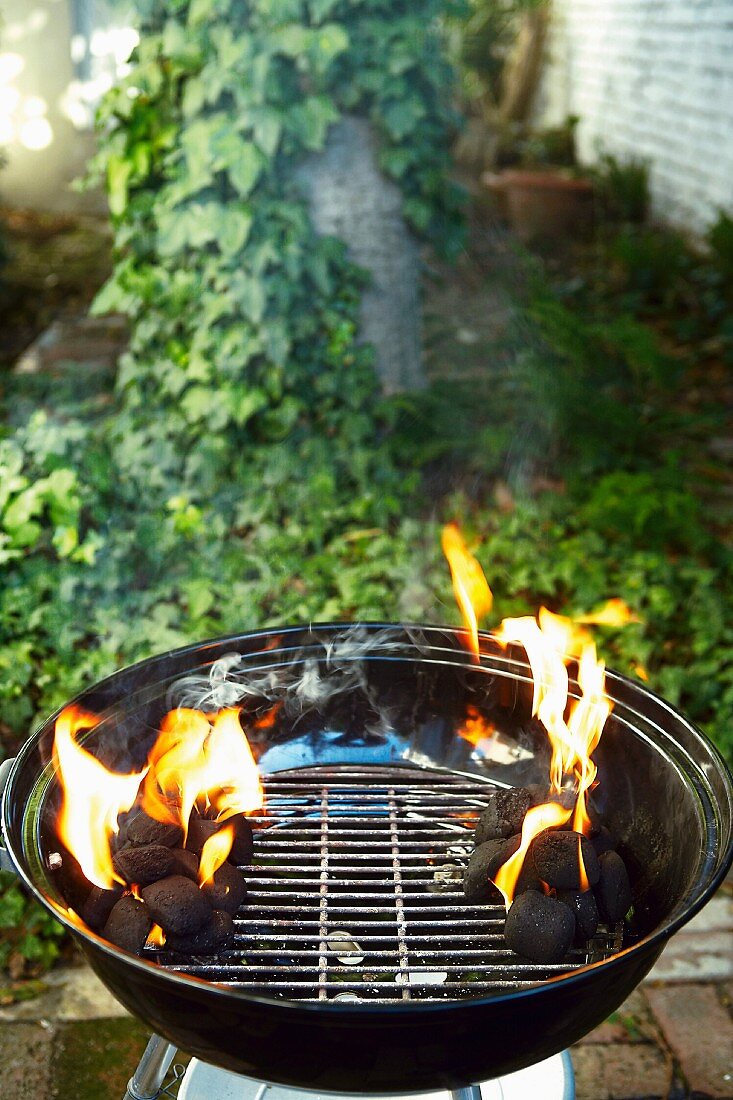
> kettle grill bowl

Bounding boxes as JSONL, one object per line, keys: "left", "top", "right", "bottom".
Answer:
{"left": 2, "top": 623, "right": 732, "bottom": 1093}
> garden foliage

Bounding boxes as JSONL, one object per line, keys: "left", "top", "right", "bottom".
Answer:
{"left": 1, "top": 0, "right": 468, "bottom": 745}
{"left": 1, "top": 0, "right": 733, "bottom": 982}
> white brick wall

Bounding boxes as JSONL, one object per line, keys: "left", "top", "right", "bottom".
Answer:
{"left": 536, "top": 0, "right": 733, "bottom": 233}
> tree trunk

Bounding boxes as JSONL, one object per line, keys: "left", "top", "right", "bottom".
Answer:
{"left": 499, "top": 9, "right": 548, "bottom": 128}
{"left": 297, "top": 116, "right": 424, "bottom": 393}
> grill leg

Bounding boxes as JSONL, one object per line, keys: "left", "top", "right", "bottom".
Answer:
{"left": 451, "top": 1088, "right": 483, "bottom": 1100}
{"left": 123, "top": 1034, "right": 177, "bottom": 1100}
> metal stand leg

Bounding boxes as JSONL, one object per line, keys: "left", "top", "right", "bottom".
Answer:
{"left": 123, "top": 1034, "right": 177, "bottom": 1100}
{"left": 451, "top": 1087, "right": 483, "bottom": 1100}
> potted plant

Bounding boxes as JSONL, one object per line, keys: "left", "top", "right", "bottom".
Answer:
{"left": 483, "top": 117, "right": 595, "bottom": 243}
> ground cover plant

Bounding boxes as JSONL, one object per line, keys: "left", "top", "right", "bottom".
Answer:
{"left": 1, "top": 4, "right": 732, "bottom": 982}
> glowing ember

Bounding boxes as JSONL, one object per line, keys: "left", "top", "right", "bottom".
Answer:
{"left": 493, "top": 802, "right": 572, "bottom": 908}
{"left": 199, "top": 823, "right": 235, "bottom": 887}
{"left": 441, "top": 523, "right": 493, "bottom": 661}
{"left": 53, "top": 706, "right": 147, "bottom": 891}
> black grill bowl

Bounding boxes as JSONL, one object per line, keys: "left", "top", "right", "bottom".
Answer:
{"left": 2, "top": 623, "right": 732, "bottom": 1093}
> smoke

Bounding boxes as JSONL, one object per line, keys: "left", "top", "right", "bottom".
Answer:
{"left": 166, "top": 624, "right": 429, "bottom": 719}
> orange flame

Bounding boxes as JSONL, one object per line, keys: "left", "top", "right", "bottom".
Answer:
{"left": 441, "top": 523, "right": 493, "bottom": 661}
{"left": 441, "top": 527, "right": 637, "bottom": 847}
{"left": 495, "top": 614, "right": 611, "bottom": 830}
{"left": 575, "top": 599, "right": 640, "bottom": 628}
{"left": 141, "top": 707, "right": 264, "bottom": 839}
{"left": 146, "top": 923, "right": 167, "bottom": 948}
{"left": 457, "top": 705, "right": 496, "bottom": 748}
{"left": 493, "top": 802, "right": 572, "bottom": 909}
{"left": 53, "top": 706, "right": 147, "bottom": 890}
{"left": 578, "top": 835, "right": 590, "bottom": 893}
{"left": 198, "top": 822, "right": 235, "bottom": 887}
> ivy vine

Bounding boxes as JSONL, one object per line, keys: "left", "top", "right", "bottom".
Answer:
{"left": 89, "top": 0, "right": 466, "bottom": 502}
{"left": 0, "top": 0, "right": 467, "bottom": 746}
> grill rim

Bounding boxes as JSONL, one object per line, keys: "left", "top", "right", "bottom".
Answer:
{"left": 2, "top": 619, "right": 733, "bottom": 1019}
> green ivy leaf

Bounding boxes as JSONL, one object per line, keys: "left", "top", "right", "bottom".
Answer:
{"left": 382, "top": 99, "right": 427, "bottom": 141}
{"left": 289, "top": 96, "right": 339, "bottom": 150}
{"left": 107, "top": 154, "right": 132, "bottom": 217}
{"left": 228, "top": 142, "right": 265, "bottom": 197}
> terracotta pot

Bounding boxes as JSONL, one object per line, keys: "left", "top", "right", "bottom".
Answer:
{"left": 482, "top": 169, "right": 594, "bottom": 243}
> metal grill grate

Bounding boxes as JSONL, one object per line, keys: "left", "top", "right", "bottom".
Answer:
{"left": 154, "top": 765, "right": 622, "bottom": 1002}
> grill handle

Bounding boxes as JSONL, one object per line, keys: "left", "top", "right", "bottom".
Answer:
{"left": 0, "top": 757, "right": 17, "bottom": 874}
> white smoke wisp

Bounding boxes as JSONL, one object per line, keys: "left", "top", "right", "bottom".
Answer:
{"left": 166, "top": 625, "right": 424, "bottom": 717}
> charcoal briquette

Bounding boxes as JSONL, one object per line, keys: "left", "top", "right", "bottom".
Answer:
{"left": 515, "top": 848, "right": 544, "bottom": 896}
{"left": 463, "top": 835, "right": 520, "bottom": 903}
{"left": 187, "top": 813, "right": 253, "bottom": 865}
{"left": 504, "top": 889, "right": 575, "bottom": 963}
{"left": 126, "top": 810, "right": 184, "bottom": 849}
{"left": 166, "top": 910, "right": 235, "bottom": 955}
{"left": 186, "top": 815, "right": 222, "bottom": 855}
{"left": 81, "top": 885, "right": 123, "bottom": 931}
{"left": 169, "top": 848, "right": 199, "bottom": 881}
{"left": 474, "top": 788, "right": 531, "bottom": 843}
{"left": 101, "top": 895, "right": 152, "bottom": 956}
{"left": 594, "top": 851, "right": 632, "bottom": 923}
{"left": 591, "top": 826, "right": 616, "bottom": 857}
{"left": 53, "top": 847, "right": 92, "bottom": 910}
{"left": 531, "top": 830, "right": 600, "bottom": 890}
{"left": 557, "top": 889, "right": 599, "bottom": 942}
{"left": 141, "top": 875, "right": 212, "bottom": 936}
{"left": 228, "top": 815, "right": 254, "bottom": 865}
{"left": 200, "top": 861, "right": 247, "bottom": 914}
{"left": 112, "top": 844, "right": 174, "bottom": 887}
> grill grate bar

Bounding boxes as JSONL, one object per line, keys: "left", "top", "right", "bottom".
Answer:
{"left": 153, "top": 765, "right": 621, "bottom": 1002}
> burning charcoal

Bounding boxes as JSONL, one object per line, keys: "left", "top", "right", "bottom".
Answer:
{"left": 591, "top": 826, "right": 616, "bottom": 858}
{"left": 187, "top": 813, "right": 253, "bottom": 865}
{"left": 186, "top": 815, "right": 222, "bottom": 855}
{"left": 166, "top": 910, "right": 235, "bottom": 955}
{"left": 594, "top": 851, "right": 632, "bottom": 924}
{"left": 111, "top": 817, "right": 131, "bottom": 855}
{"left": 102, "top": 895, "right": 152, "bottom": 956}
{"left": 464, "top": 835, "right": 520, "bottom": 903}
{"left": 112, "top": 844, "right": 174, "bottom": 887}
{"left": 474, "top": 788, "right": 531, "bottom": 843}
{"left": 200, "top": 862, "right": 247, "bottom": 915}
{"left": 557, "top": 889, "right": 599, "bottom": 943}
{"left": 504, "top": 889, "right": 575, "bottom": 964}
{"left": 126, "top": 810, "right": 184, "bottom": 849}
{"left": 169, "top": 848, "right": 200, "bottom": 882}
{"left": 527, "top": 783, "right": 548, "bottom": 808}
{"left": 531, "top": 831, "right": 600, "bottom": 891}
{"left": 141, "top": 875, "right": 212, "bottom": 936}
{"left": 514, "top": 850, "right": 544, "bottom": 896}
{"left": 81, "top": 885, "right": 123, "bottom": 932}
{"left": 53, "top": 847, "right": 92, "bottom": 911}
{"left": 228, "top": 815, "right": 254, "bottom": 865}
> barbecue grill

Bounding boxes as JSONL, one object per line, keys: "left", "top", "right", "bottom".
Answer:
{"left": 1, "top": 623, "right": 732, "bottom": 1095}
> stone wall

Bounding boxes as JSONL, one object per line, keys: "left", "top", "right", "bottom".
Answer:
{"left": 535, "top": 0, "right": 733, "bottom": 233}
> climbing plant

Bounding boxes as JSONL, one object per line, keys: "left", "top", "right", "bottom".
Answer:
{"left": 89, "top": 0, "right": 466, "bottom": 506}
